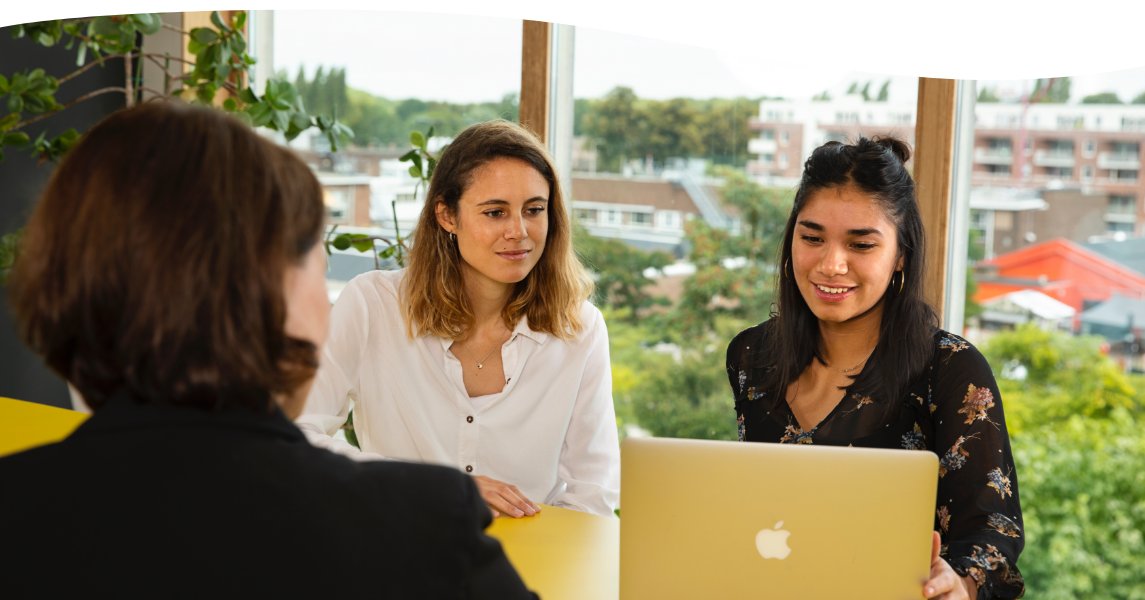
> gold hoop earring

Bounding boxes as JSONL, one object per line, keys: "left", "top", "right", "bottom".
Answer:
{"left": 449, "top": 231, "right": 456, "bottom": 243}
{"left": 783, "top": 259, "right": 790, "bottom": 279}
{"left": 896, "top": 271, "right": 905, "bottom": 294}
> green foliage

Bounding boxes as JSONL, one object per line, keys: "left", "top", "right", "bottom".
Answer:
{"left": 1, "top": 12, "right": 352, "bottom": 162}
{"left": 1011, "top": 411, "right": 1145, "bottom": 598}
{"left": 608, "top": 314, "right": 743, "bottom": 441}
{"left": 575, "top": 226, "right": 672, "bottom": 322}
{"left": 1080, "top": 91, "right": 1123, "bottom": 105}
{"left": 984, "top": 325, "right": 1138, "bottom": 429}
{"left": 324, "top": 125, "right": 440, "bottom": 268}
{"left": 581, "top": 86, "right": 640, "bottom": 172}
{"left": 579, "top": 87, "right": 762, "bottom": 172}
{"left": 982, "top": 326, "right": 1145, "bottom": 596}
{"left": 1031, "top": 77, "right": 1071, "bottom": 103}
{"left": 284, "top": 64, "right": 519, "bottom": 148}
{"left": 0, "top": 230, "right": 20, "bottom": 283}
{"left": 875, "top": 80, "right": 890, "bottom": 102}
{"left": 671, "top": 172, "right": 787, "bottom": 337}
{"left": 976, "top": 87, "right": 1001, "bottom": 103}
{"left": 1132, "top": 91, "right": 1145, "bottom": 105}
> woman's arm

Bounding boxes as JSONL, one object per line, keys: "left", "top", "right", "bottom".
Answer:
{"left": 550, "top": 306, "right": 620, "bottom": 516}
{"left": 928, "top": 335, "right": 1025, "bottom": 599}
{"left": 295, "top": 277, "right": 384, "bottom": 460}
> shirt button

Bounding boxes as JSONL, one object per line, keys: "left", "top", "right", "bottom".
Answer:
{"left": 466, "top": 416, "right": 474, "bottom": 423}
{"left": 465, "top": 465, "right": 473, "bottom": 473}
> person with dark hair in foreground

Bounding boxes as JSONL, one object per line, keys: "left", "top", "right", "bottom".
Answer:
{"left": 727, "top": 137, "right": 1024, "bottom": 599}
{"left": 0, "top": 102, "right": 536, "bottom": 598}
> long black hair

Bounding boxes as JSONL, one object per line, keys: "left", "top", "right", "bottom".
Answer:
{"left": 764, "top": 136, "right": 938, "bottom": 410}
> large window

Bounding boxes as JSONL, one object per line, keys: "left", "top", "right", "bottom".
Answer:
{"left": 272, "top": 10, "right": 521, "bottom": 298}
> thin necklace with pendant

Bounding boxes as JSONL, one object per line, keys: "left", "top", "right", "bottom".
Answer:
{"left": 473, "top": 345, "right": 500, "bottom": 370}
{"left": 838, "top": 351, "right": 873, "bottom": 375}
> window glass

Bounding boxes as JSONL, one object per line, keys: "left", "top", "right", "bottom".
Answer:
{"left": 272, "top": 10, "right": 521, "bottom": 299}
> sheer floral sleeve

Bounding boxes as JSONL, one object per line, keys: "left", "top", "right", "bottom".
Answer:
{"left": 927, "top": 334, "right": 1025, "bottom": 599}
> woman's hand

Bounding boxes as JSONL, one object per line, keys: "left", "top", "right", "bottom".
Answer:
{"left": 924, "top": 531, "right": 978, "bottom": 599}
{"left": 472, "top": 475, "right": 541, "bottom": 518}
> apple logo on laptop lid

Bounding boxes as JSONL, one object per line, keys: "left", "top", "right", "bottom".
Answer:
{"left": 755, "top": 521, "right": 792, "bottom": 560}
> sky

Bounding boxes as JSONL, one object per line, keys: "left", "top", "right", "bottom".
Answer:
{"left": 271, "top": 10, "right": 1145, "bottom": 104}
{"left": 5, "top": 3, "right": 1145, "bottom": 104}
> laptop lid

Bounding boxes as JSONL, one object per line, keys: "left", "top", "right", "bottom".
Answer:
{"left": 620, "top": 437, "right": 938, "bottom": 600}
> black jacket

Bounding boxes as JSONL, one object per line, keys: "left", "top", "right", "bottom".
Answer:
{"left": 0, "top": 391, "right": 537, "bottom": 599}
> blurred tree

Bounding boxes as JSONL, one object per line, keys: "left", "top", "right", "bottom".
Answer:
{"left": 575, "top": 226, "right": 673, "bottom": 323}
{"left": 672, "top": 172, "right": 788, "bottom": 337}
{"left": 1009, "top": 410, "right": 1145, "bottom": 599}
{"left": 628, "top": 336, "right": 739, "bottom": 441}
{"left": 984, "top": 324, "right": 1137, "bottom": 427}
{"left": 875, "top": 80, "right": 890, "bottom": 102}
{"left": 697, "top": 97, "right": 760, "bottom": 168}
{"left": 977, "top": 87, "right": 1001, "bottom": 103}
{"left": 342, "top": 89, "right": 401, "bottom": 147}
{"left": 1031, "top": 77, "right": 1070, "bottom": 103}
{"left": 640, "top": 97, "right": 703, "bottom": 165}
{"left": 981, "top": 326, "right": 1145, "bottom": 597}
{"left": 581, "top": 86, "right": 641, "bottom": 172}
{"left": 1080, "top": 91, "right": 1122, "bottom": 104}
{"left": 1132, "top": 91, "right": 1145, "bottom": 104}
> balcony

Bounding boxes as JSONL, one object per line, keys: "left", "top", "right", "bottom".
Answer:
{"left": 1100, "top": 174, "right": 1139, "bottom": 185}
{"left": 1097, "top": 152, "right": 1141, "bottom": 170}
{"left": 1033, "top": 149, "right": 1075, "bottom": 168}
{"left": 974, "top": 147, "right": 1014, "bottom": 165}
{"left": 749, "top": 138, "right": 778, "bottom": 155}
{"left": 1104, "top": 212, "right": 1137, "bottom": 224}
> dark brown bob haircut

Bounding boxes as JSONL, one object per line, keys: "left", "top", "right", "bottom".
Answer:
{"left": 8, "top": 101, "right": 325, "bottom": 411}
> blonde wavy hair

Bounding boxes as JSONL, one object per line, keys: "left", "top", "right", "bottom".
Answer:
{"left": 403, "top": 120, "right": 593, "bottom": 340}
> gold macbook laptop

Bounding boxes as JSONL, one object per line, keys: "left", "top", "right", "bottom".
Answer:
{"left": 620, "top": 437, "right": 938, "bottom": 599}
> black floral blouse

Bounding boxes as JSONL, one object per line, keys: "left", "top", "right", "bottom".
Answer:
{"left": 726, "top": 321, "right": 1025, "bottom": 599}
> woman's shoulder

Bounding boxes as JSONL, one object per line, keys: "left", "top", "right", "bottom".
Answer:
{"left": 930, "top": 329, "right": 992, "bottom": 373}
{"left": 729, "top": 318, "right": 777, "bottom": 351}
{"left": 573, "top": 300, "right": 606, "bottom": 339}
{"left": 932, "top": 329, "right": 981, "bottom": 354}
{"left": 727, "top": 318, "right": 778, "bottom": 366}
{"left": 344, "top": 268, "right": 405, "bottom": 300}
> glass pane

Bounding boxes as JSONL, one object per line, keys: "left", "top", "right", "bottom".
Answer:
{"left": 569, "top": 26, "right": 919, "bottom": 441}
{"left": 271, "top": 10, "right": 521, "bottom": 300}
{"left": 959, "top": 71, "right": 1145, "bottom": 598}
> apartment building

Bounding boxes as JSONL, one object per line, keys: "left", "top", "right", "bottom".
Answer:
{"left": 750, "top": 97, "right": 1145, "bottom": 237}
{"left": 570, "top": 172, "right": 732, "bottom": 257}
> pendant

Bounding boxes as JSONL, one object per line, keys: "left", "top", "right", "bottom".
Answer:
{"left": 477, "top": 362, "right": 484, "bottom": 369}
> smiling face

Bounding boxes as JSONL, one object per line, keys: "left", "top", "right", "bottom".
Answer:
{"left": 435, "top": 156, "right": 550, "bottom": 296}
{"left": 791, "top": 184, "right": 903, "bottom": 330}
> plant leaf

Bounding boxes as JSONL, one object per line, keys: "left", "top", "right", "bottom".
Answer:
{"left": 191, "top": 28, "right": 218, "bottom": 45}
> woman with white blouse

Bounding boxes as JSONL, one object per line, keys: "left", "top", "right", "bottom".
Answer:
{"left": 297, "top": 120, "right": 620, "bottom": 518}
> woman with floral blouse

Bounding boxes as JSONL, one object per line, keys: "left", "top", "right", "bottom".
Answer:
{"left": 726, "top": 137, "right": 1024, "bottom": 599}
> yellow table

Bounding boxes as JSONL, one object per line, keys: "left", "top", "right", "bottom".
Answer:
{"left": 487, "top": 505, "right": 619, "bottom": 600}
{"left": 0, "top": 396, "right": 88, "bottom": 457}
{"left": 0, "top": 396, "right": 620, "bottom": 599}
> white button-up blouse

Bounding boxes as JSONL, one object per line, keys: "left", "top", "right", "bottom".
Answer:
{"left": 296, "top": 269, "right": 620, "bottom": 517}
